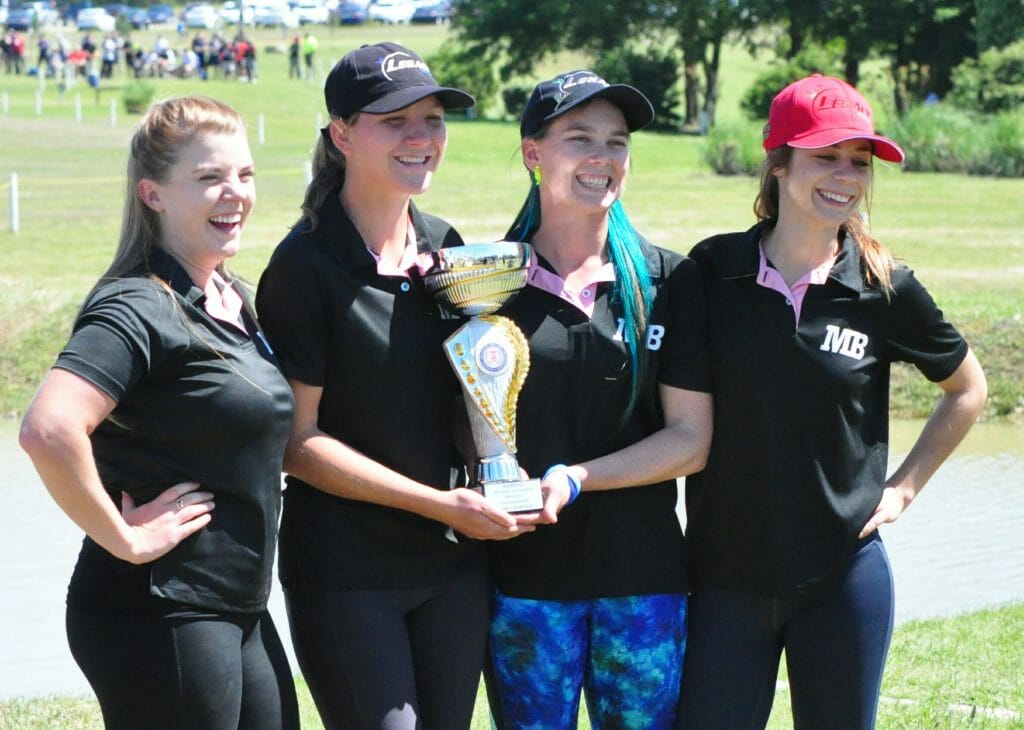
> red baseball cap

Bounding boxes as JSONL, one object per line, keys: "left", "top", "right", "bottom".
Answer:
{"left": 762, "top": 74, "right": 905, "bottom": 163}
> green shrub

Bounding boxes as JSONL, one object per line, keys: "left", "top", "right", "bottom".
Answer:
{"left": 703, "top": 120, "right": 763, "bottom": 175}
{"left": 740, "top": 44, "right": 843, "bottom": 123}
{"left": 973, "top": 110, "right": 1024, "bottom": 177}
{"left": 500, "top": 82, "right": 533, "bottom": 120}
{"left": 593, "top": 45, "right": 681, "bottom": 131}
{"left": 122, "top": 80, "right": 156, "bottom": 115}
{"left": 976, "top": 0, "right": 1024, "bottom": 52}
{"left": 426, "top": 41, "right": 499, "bottom": 119}
{"left": 948, "top": 40, "right": 1024, "bottom": 114}
{"left": 892, "top": 103, "right": 1024, "bottom": 176}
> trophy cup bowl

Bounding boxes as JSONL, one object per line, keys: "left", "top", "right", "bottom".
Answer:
{"left": 422, "top": 242, "right": 544, "bottom": 514}
{"left": 422, "top": 241, "right": 532, "bottom": 316}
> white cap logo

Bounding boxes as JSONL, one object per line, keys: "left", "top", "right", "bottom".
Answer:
{"left": 381, "top": 51, "right": 430, "bottom": 81}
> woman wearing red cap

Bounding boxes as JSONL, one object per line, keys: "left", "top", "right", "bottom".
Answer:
{"left": 256, "top": 43, "right": 531, "bottom": 729}
{"left": 677, "top": 74, "right": 987, "bottom": 728}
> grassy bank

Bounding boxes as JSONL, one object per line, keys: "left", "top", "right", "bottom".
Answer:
{"left": 1, "top": 24, "right": 1022, "bottom": 419}
{"left": 2, "top": 602, "right": 1021, "bottom": 728}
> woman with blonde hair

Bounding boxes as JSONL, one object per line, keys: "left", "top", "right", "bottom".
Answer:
{"left": 256, "top": 43, "right": 530, "bottom": 729}
{"left": 20, "top": 95, "right": 299, "bottom": 729}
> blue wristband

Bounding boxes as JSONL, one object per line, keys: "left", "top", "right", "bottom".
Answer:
{"left": 543, "top": 464, "right": 582, "bottom": 505}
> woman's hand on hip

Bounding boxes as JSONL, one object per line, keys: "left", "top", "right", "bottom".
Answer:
{"left": 120, "top": 481, "right": 215, "bottom": 564}
{"left": 858, "top": 486, "right": 908, "bottom": 538}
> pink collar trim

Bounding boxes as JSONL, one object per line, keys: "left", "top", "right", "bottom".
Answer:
{"left": 526, "top": 255, "right": 615, "bottom": 317}
{"left": 756, "top": 242, "right": 837, "bottom": 325}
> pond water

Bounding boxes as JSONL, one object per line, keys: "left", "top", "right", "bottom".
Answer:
{"left": 1, "top": 418, "right": 1022, "bottom": 699}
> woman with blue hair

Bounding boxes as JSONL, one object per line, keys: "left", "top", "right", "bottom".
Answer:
{"left": 485, "top": 70, "right": 714, "bottom": 729}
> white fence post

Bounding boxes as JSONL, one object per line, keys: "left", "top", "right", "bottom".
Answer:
{"left": 9, "top": 173, "right": 20, "bottom": 234}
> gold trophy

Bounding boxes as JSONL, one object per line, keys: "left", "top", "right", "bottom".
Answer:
{"left": 422, "top": 242, "right": 543, "bottom": 513}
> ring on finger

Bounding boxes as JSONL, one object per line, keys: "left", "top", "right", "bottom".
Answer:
{"left": 175, "top": 497, "right": 185, "bottom": 511}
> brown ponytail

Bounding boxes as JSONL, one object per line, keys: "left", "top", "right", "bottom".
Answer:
{"left": 297, "top": 113, "right": 359, "bottom": 229}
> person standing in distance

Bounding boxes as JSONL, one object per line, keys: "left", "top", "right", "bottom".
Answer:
{"left": 20, "top": 95, "right": 299, "bottom": 730}
{"left": 256, "top": 43, "right": 532, "bottom": 730}
{"left": 677, "top": 74, "right": 987, "bottom": 729}
{"left": 485, "top": 70, "right": 714, "bottom": 729}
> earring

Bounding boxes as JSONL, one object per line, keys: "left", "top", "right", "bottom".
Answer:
{"left": 532, "top": 165, "right": 542, "bottom": 185}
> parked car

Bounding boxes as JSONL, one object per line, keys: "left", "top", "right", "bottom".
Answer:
{"left": 76, "top": 5, "right": 114, "bottom": 29}
{"left": 146, "top": 3, "right": 174, "bottom": 23}
{"left": 292, "top": 0, "right": 327, "bottom": 24}
{"left": 101, "top": 1, "right": 127, "bottom": 17}
{"left": 5, "top": 5, "right": 35, "bottom": 28}
{"left": 61, "top": 1, "right": 93, "bottom": 24}
{"left": 218, "top": 0, "right": 254, "bottom": 24}
{"left": 6, "top": 1, "right": 57, "bottom": 28}
{"left": 124, "top": 5, "right": 147, "bottom": 27}
{"left": 367, "top": 0, "right": 414, "bottom": 24}
{"left": 253, "top": 1, "right": 296, "bottom": 27}
{"left": 331, "top": 0, "right": 365, "bottom": 24}
{"left": 182, "top": 2, "right": 218, "bottom": 27}
{"left": 20, "top": 0, "right": 58, "bottom": 24}
{"left": 410, "top": 0, "right": 450, "bottom": 24}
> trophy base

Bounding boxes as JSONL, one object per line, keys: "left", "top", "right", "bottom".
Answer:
{"left": 481, "top": 478, "right": 544, "bottom": 514}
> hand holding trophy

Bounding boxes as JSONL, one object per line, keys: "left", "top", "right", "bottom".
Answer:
{"left": 422, "top": 242, "right": 544, "bottom": 514}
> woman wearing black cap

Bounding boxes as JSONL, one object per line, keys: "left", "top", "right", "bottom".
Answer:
{"left": 677, "top": 74, "right": 987, "bottom": 729}
{"left": 483, "top": 70, "right": 713, "bottom": 729}
{"left": 255, "top": 43, "right": 532, "bottom": 729}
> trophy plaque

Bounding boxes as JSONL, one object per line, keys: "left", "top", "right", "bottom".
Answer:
{"left": 422, "top": 242, "right": 544, "bottom": 514}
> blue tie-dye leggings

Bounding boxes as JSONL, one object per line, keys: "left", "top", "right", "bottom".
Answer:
{"left": 488, "top": 590, "right": 687, "bottom": 730}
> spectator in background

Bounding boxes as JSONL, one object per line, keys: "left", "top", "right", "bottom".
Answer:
{"left": 288, "top": 35, "right": 300, "bottom": 80}
{"left": 37, "top": 35, "right": 52, "bottom": 75}
{"left": 1, "top": 32, "right": 9, "bottom": 74}
{"left": 101, "top": 33, "right": 118, "bottom": 78}
{"left": 242, "top": 39, "right": 256, "bottom": 83}
{"left": 191, "top": 32, "right": 208, "bottom": 80}
{"left": 80, "top": 31, "right": 96, "bottom": 62}
{"left": 10, "top": 30, "right": 26, "bottom": 75}
{"left": 179, "top": 46, "right": 199, "bottom": 78}
{"left": 301, "top": 31, "right": 317, "bottom": 81}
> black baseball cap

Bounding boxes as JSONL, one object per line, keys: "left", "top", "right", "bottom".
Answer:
{"left": 519, "top": 70, "right": 654, "bottom": 138}
{"left": 324, "top": 42, "right": 475, "bottom": 119}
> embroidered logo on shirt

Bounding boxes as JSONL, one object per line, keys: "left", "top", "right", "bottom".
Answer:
{"left": 820, "top": 324, "right": 869, "bottom": 360}
{"left": 613, "top": 319, "right": 666, "bottom": 351}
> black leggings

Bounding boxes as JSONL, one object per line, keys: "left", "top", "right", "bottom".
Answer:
{"left": 285, "top": 565, "right": 489, "bottom": 730}
{"left": 66, "top": 607, "right": 299, "bottom": 730}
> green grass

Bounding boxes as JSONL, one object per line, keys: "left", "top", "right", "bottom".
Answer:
{"left": 2, "top": 603, "right": 1021, "bottom": 728}
{"left": 1, "top": 23, "right": 1021, "bottom": 418}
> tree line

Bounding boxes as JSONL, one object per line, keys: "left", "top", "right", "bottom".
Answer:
{"left": 449, "top": 0, "right": 1024, "bottom": 130}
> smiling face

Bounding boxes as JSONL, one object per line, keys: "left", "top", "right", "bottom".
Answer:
{"left": 331, "top": 95, "right": 447, "bottom": 198}
{"left": 524, "top": 98, "right": 630, "bottom": 218}
{"left": 138, "top": 130, "right": 255, "bottom": 276}
{"left": 775, "top": 140, "right": 872, "bottom": 232}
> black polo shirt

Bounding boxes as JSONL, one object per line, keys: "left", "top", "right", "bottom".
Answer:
{"left": 685, "top": 222, "right": 969, "bottom": 598}
{"left": 488, "top": 241, "right": 711, "bottom": 601}
{"left": 255, "top": 191, "right": 484, "bottom": 592}
{"left": 58, "top": 249, "right": 295, "bottom": 614}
